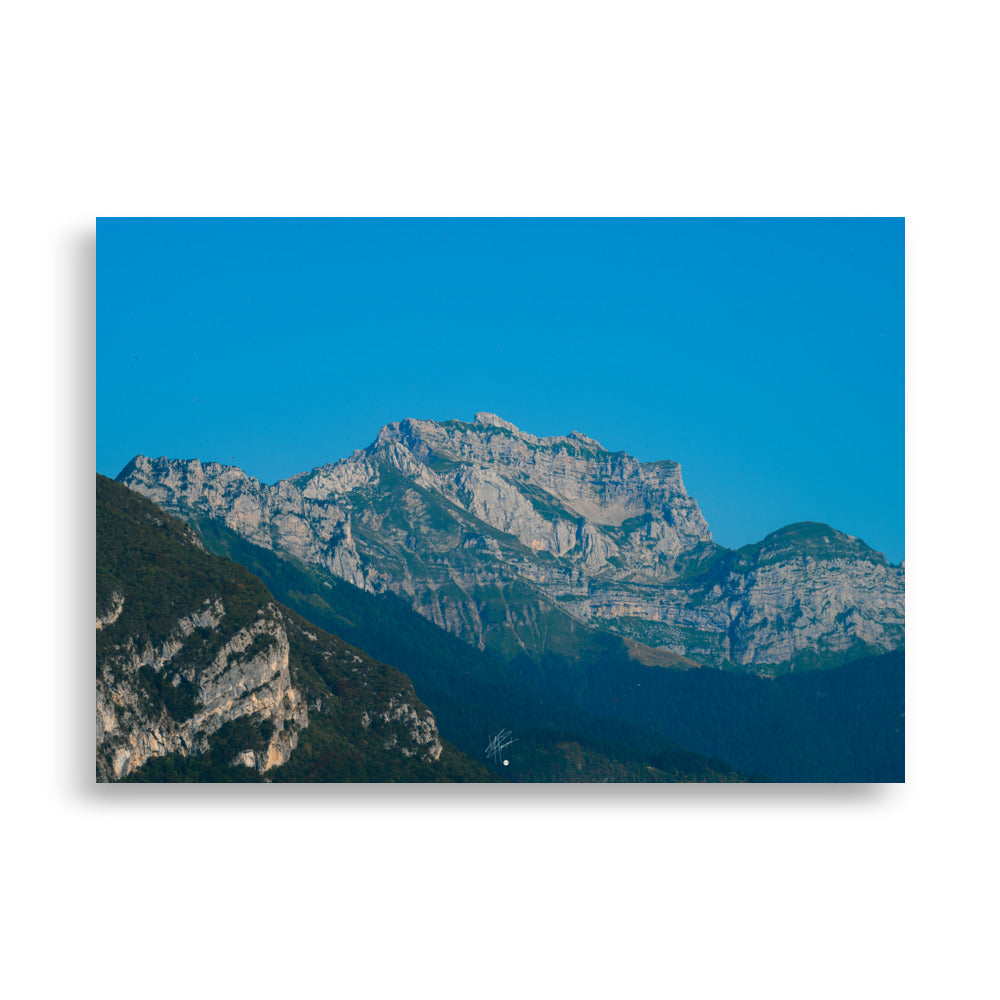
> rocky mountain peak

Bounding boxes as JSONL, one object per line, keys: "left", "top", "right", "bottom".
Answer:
{"left": 743, "top": 521, "right": 887, "bottom": 566}
{"left": 473, "top": 411, "right": 523, "bottom": 435}
{"left": 568, "top": 429, "right": 604, "bottom": 450}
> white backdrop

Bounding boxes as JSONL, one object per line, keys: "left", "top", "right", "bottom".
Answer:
{"left": 4, "top": 2, "right": 996, "bottom": 997}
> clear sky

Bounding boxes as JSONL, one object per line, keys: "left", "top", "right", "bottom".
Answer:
{"left": 97, "top": 218, "right": 903, "bottom": 563}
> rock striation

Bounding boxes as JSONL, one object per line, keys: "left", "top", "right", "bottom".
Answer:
{"left": 118, "top": 414, "right": 904, "bottom": 673}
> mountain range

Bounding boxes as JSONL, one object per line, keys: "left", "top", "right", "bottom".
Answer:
{"left": 103, "top": 412, "right": 904, "bottom": 781}
{"left": 119, "top": 412, "right": 904, "bottom": 676}
{"left": 97, "top": 474, "right": 754, "bottom": 782}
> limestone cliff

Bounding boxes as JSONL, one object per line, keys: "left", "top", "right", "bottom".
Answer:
{"left": 97, "top": 597, "right": 307, "bottom": 780}
{"left": 118, "top": 413, "right": 903, "bottom": 673}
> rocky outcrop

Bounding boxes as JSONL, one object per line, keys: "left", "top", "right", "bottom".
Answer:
{"left": 96, "top": 597, "right": 307, "bottom": 780}
{"left": 360, "top": 698, "right": 443, "bottom": 761}
{"left": 96, "top": 474, "right": 459, "bottom": 781}
{"left": 118, "top": 415, "right": 904, "bottom": 672}
{"left": 96, "top": 591, "right": 124, "bottom": 630}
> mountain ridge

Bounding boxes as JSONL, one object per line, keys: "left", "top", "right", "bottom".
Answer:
{"left": 118, "top": 412, "right": 904, "bottom": 674}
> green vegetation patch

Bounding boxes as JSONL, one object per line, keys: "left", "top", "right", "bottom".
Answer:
{"left": 124, "top": 753, "right": 265, "bottom": 783}
{"left": 97, "top": 476, "right": 269, "bottom": 659}
{"left": 134, "top": 665, "right": 199, "bottom": 722}
{"left": 210, "top": 715, "right": 273, "bottom": 764}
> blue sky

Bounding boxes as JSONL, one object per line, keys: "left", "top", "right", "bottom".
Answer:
{"left": 97, "top": 218, "right": 903, "bottom": 563}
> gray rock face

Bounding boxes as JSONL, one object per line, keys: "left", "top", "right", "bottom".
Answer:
{"left": 96, "top": 597, "right": 308, "bottom": 780}
{"left": 96, "top": 588, "right": 448, "bottom": 781}
{"left": 581, "top": 549, "right": 904, "bottom": 673}
{"left": 119, "top": 414, "right": 904, "bottom": 672}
